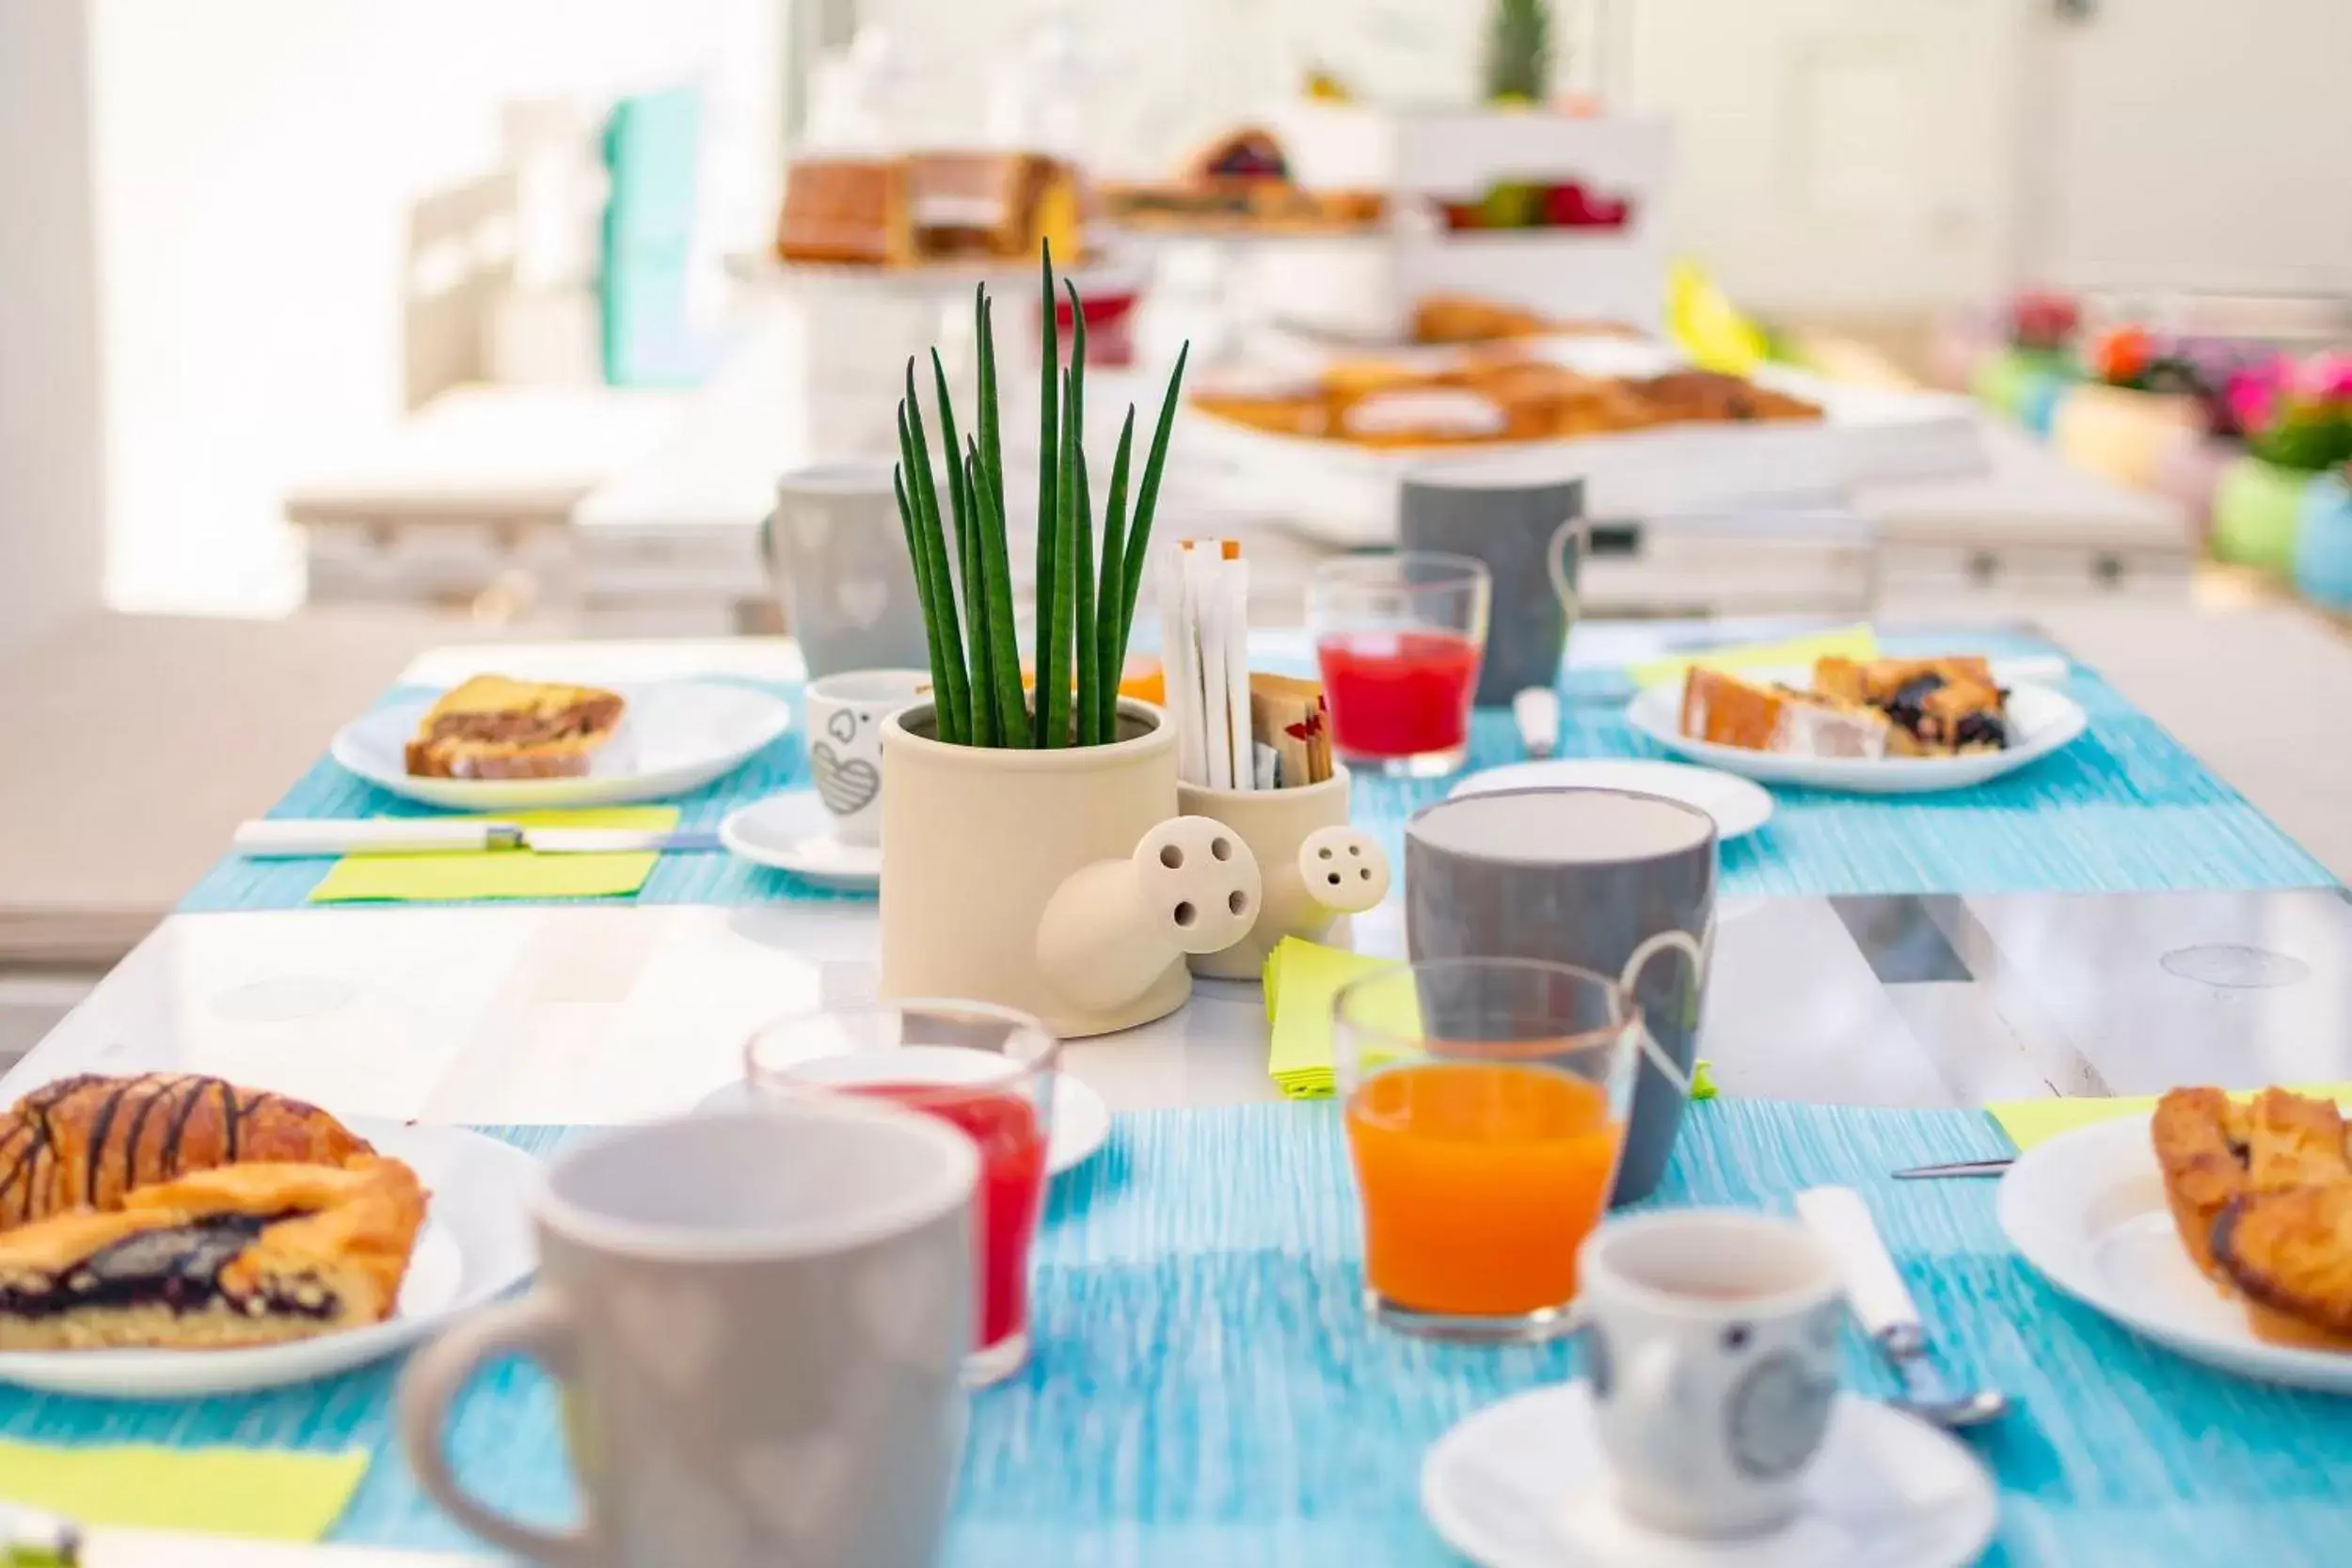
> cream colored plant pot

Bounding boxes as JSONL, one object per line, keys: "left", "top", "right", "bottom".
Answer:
{"left": 878, "top": 700, "right": 1263, "bottom": 1037}
{"left": 1176, "top": 768, "right": 1391, "bottom": 981}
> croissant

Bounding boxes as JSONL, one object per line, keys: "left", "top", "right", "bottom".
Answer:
{"left": 0, "top": 1074, "right": 374, "bottom": 1228}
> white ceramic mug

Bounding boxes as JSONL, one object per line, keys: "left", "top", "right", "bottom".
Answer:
{"left": 397, "top": 1104, "right": 977, "bottom": 1568}
{"left": 805, "top": 670, "right": 930, "bottom": 847}
{"left": 1576, "top": 1211, "right": 1844, "bottom": 1540}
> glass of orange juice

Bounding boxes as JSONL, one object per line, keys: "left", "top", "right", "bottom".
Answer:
{"left": 1336, "top": 957, "right": 1641, "bottom": 1342}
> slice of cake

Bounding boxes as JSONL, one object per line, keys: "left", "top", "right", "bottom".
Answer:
{"left": 0, "top": 1158, "right": 426, "bottom": 1351}
{"left": 1679, "top": 668, "right": 1888, "bottom": 758}
{"left": 404, "top": 674, "right": 626, "bottom": 781}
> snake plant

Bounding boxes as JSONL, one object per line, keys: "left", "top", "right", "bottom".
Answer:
{"left": 893, "top": 244, "right": 1188, "bottom": 748}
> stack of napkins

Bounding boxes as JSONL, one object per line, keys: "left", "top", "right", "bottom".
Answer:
{"left": 1262, "top": 937, "right": 1719, "bottom": 1102}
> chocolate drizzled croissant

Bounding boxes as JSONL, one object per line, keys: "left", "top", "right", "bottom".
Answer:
{"left": 0, "top": 1074, "right": 373, "bottom": 1228}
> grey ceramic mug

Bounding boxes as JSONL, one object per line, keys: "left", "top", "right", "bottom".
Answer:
{"left": 764, "top": 462, "right": 932, "bottom": 679}
{"left": 398, "top": 1103, "right": 977, "bottom": 1568}
{"left": 1405, "top": 787, "right": 1715, "bottom": 1202}
{"left": 1399, "top": 470, "right": 1584, "bottom": 707}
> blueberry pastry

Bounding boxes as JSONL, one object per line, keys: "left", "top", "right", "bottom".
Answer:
{"left": 0, "top": 1158, "right": 425, "bottom": 1351}
{"left": 0, "top": 1073, "right": 373, "bottom": 1228}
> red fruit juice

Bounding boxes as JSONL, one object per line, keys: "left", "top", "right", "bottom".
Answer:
{"left": 850, "top": 1084, "right": 1048, "bottom": 1351}
{"left": 1315, "top": 629, "right": 1483, "bottom": 759}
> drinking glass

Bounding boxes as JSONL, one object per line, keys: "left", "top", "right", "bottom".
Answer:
{"left": 746, "top": 999, "right": 1058, "bottom": 1386}
{"left": 1308, "top": 552, "right": 1491, "bottom": 777}
{"left": 1336, "top": 957, "right": 1640, "bottom": 1342}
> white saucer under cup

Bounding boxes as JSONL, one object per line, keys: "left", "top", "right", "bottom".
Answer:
{"left": 1421, "top": 1384, "right": 1996, "bottom": 1568}
{"left": 720, "top": 790, "right": 882, "bottom": 892}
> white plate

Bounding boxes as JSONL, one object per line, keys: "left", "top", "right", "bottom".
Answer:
{"left": 2000, "top": 1116, "right": 2352, "bottom": 1394}
{"left": 719, "top": 789, "right": 881, "bottom": 891}
{"left": 0, "top": 1119, "right": 538, "bottom": 1397}
{"left": 334, "top": 680, "right": 792, "bottom": 810}
{"left": 1625, "top": 680, "right": 2087, "bottom": 795}
{"left": 1422, "top": 1383, "right": 1995, "bottom": 1568}
{"left": 1450, "top": 760, "right": 1774, "bottom": 842}
{"left": 696, "top": 1057, "right": 1111, "bottom": 1179}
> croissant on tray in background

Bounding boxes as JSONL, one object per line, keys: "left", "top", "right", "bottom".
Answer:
{"left": 0, "top": 1073, "right": 375, "bottom": 1228}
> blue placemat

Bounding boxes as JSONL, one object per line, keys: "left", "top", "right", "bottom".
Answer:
{"left": 178, "top": 640, "right": 2331, "bottom": 914}
{"left": 5, "top": 1101, "right": 2346, "bottom": 1567}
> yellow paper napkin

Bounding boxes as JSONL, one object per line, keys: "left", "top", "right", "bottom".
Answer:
{"left": 308, "top": 806, "right": 679, "bottom": 904}
{"left": 1263, "top": 937, "right": 1397, "bottom": 1100}
{"left": 1989, "top": 1084, "right": 2352, "bottom": 1153}
{"left": 0, "top": 1438, "right": 366, "bottom": 1541}
{"left": 1629, "top": 625, "right": 1878, "bottom": 689}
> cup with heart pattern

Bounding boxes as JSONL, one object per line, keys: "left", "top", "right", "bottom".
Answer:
{"left": 806, "top": 670, "right": 930, "bottom": 848}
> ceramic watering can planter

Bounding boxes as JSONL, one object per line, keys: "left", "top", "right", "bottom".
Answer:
{"left": 878, "top": 700, "right": 1263, "bottom": 1037}
{"left": 1176, "top": 768, "right": 1391, "bottom": 981}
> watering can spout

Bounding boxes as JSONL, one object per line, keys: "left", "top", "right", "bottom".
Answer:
{"left": 1036, "top": 816, "right": 1262, "bottom": 1014}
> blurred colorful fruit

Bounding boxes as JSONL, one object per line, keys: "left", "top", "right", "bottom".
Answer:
{"left": 1540, "top": 182, "right": 1593, "bottom": 226}
{"left": 2090, "top": 325, "right": 2154, "bottom": 387}
{"left": 1478, "top": 181, "right": 1544, "bottom": 229}
{"left": 2008, "top": 291, "right": 2078, "bottom": 353}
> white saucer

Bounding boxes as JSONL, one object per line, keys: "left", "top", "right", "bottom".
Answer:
{"left": 695, "top": 1060, "right": 1111, "bottom": 1179}
{"left": 1422, "top": 1383, "right": 1995, "bottom": 1568}
{"left": 720, "top": 789, "right": 881, "bottom": 891}
{"left": 1450, "top": 760, "right": 1774, "bottom": 842}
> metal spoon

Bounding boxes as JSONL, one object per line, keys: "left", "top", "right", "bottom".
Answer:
{"left": 1795, "top": 1186, "right": 2010, "bottom": 1430}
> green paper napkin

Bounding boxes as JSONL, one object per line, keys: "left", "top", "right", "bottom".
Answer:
{"left": 1261, "top": 937, "right": 1721, "bottom": 1103}
{"left": 0, "top": 1438, "right": 366, "bottom": 1541}
{"left": 1263, "top": 937, "right": 1396, "bottom": 1100}
{"left": 308, "top": 806, "right": 680, "bottom": 904}
{"left": 1989, "top": 1082, "right": 2352, "bottom": 1153}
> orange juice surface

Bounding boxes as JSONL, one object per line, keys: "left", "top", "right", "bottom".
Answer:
{"left": 1345, "top": 1060, "right": 1620, "bottom": 1316}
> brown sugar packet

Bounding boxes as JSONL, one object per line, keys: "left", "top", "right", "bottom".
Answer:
{"left": 1250, "top": 673, "right": 1330, "bottom": 787}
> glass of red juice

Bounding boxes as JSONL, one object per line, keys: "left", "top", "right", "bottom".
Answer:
{"left": 744, "top": 1001, "right": 1057, "bottom": 1387}
{"left": 1309, "top": 552, "right": 1492, "bottom": 777}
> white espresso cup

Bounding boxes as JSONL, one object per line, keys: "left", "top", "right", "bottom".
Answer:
{"left": 1576, "top": 1211, "right": 1844, "bottom": 1540}
{"left": 805, "top": 670, "right": 930, "bottom": 847}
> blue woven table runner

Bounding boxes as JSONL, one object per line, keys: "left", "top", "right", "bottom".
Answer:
{"left": 5, "top": 1101, "right": 2346, "bottom": 1568}
{"left": 178, "top": 636, "right": 2329, "bottom": 913}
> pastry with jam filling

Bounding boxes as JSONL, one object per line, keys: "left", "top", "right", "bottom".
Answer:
{"left": 0, "top": 1158, "right": 425, "bottom": 1351}
{"left": 0, "top": 1073, "right": 373, "bottom": 1229}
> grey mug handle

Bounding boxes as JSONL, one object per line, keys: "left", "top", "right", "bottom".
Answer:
{"left": 398, "top": 1290, "right": 596, "bottom": 1565}
{"left": 1619, "top": 928, "right": 1702, "bottom": 1097}
{"left": 1548, "top": 516, "right": 1588, "bottom": 626}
